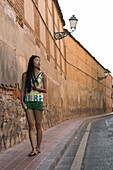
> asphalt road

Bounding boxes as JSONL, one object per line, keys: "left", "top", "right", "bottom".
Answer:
{"left": 55, "top": 115, "right": 113, "bottom": 170}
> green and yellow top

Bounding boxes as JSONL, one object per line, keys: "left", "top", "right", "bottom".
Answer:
{"left": 24, "top": 72, "right": 43, "bottom": 102}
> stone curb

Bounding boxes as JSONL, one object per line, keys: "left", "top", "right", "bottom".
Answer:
{"left": 37, "top": 113, "right": 113, "bottom": 170}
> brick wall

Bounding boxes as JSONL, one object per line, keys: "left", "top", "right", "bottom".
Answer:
{"left": 106, "top": 74, "right": 112, "bottom": 113}
{"left": 66, "top": 35, "right": 112, "bottom": 115}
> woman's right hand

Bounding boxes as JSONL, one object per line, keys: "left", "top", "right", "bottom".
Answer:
{"left": 21, "top": 101, "right": 27, "bottom": 110}
{"left": 31, "top": 83, "right": 34, "bottom": 88}
{"left": 31, "top": 83, "right": 37, "bottom": 90}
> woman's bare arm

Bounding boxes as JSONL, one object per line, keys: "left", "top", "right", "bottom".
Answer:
{"left": 21, "top": 73, "right": 27, "bottom": 110}
{"left": 42, "top": 72, "right": 47, "bottom": 93}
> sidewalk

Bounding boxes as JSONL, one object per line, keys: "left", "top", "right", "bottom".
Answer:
{"left": 0, "top": 112, "right": 113, "bottom": 170}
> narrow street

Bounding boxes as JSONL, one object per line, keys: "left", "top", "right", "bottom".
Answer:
{"left": 55, "top": 115, "right": 113, "bottom": 170}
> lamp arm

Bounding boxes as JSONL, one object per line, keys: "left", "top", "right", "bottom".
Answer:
{"left": 54, "top": 31, "right": 69, "bottom": 40}
{"left": 98, "top": 76, "right": 107, "bottom": 81}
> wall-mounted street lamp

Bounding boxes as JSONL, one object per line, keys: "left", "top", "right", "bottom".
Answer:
{"left": 98, "top": 69, "right": 108, "bottom": 81}
{"left": 54, "top": 15, "right": 78, "bottom": 40}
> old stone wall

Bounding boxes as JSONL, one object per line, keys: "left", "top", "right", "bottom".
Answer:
{"left": 0, "top": 0, "right": 67, "bottom": 152}
{"left": 0, "top": 85, "right": 28, "bottom": 151}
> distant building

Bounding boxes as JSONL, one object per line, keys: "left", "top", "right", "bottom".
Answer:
{"left": 112, "top": 77, "right": 113, "bottom": 112}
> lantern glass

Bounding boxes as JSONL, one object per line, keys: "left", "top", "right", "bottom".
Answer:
{"left": 69, "top": 15, "right": 78, "bottom": 30}
{"left": 105, "top": 71, "right": 108, "bottom": 77}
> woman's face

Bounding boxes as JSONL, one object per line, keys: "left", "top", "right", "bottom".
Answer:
{"left": 33, "top": 57, "right": 40, "bottom": 69}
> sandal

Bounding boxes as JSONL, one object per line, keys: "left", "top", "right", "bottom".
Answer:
{"left": 36, "top": 147, "right": 41, "bottom": 153}
{"left": 36, "top": 149, "right": 41, "bottom": 153}
{"left": 28, "top": 151, "right": 38, "bottom": 157}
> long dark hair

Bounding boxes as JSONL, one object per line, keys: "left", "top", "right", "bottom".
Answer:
{"left": 25, "top": 55, "right": 40, "bottom": 93}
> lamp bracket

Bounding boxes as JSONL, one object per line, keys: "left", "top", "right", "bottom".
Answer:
{"left": 54, "top": 31, "right": 69, "bottom": 40}
{"left": 98, "top": 76, "right": 106, "bottom": 81}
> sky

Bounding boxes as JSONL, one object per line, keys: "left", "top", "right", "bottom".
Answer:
{"left": 58, "top": 0, "right": 113, "bottom": 76}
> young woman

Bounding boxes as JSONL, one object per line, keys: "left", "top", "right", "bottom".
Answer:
{"left": 21, "top": 55, "right": 47, "bottom": 156}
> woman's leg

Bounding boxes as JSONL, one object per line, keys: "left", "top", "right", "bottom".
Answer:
{"left": 26, "top": 109, "right": 36, "bottom": 153}
{"left": 34, "top": 110, "right": 43, "bottom": 152}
